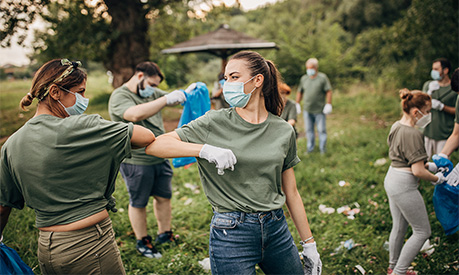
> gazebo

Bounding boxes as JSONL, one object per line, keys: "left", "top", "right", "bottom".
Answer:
{"left": 161, "top": 24, "right": 278, "bottom": 72}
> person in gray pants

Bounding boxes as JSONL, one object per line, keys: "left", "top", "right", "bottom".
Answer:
{"left": 384, "top": 88, "right": 446, "bottom": 275}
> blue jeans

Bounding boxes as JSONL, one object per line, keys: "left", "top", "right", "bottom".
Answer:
{"left": 209, "top": 208, "right": 303, "bottom": 275}
{"left": 303, "top": 111, "right": 327, "bottom": 153}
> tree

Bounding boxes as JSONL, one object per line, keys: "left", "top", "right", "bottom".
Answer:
{"left": 1, "top": 0, "right": 183, "bottom": 88}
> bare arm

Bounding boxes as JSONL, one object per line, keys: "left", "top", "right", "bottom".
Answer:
{"left": 442, "top": 105, "right": 456, "bottom": 115}
{"left": 123, "top": 96, "right": 167, "bottom": 122}
{"left": 131, "top": 125, "right": 155, "bottom": 149}
{"left": 325, "top": 90, "right": 332, "bottom": 104}
{"left": 412, "top": 161, "right": 438, "bottom": 182}
{"left": 295, "top": 91, "right": 303, "bottom": 104}
{"left": 287, "top": 119, "right": 296, "bottom": 127}
{"left": 145, "top": 131, "right": 203, "bottom": 158}
{"left": 441, "top": 123, "right": 459, "bottom": 156}
{"left": 282, "top": 168, "right": 313, "bottom": 243}
{"left": 0, "top": 205, "right": 12, "bottom": 236}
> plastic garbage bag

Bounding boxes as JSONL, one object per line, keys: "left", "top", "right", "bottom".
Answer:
{"left": 172, "top": 82, "right": 211, "bottom": 168}
{"left": 432, "top": 156, "right": 459, "bottom": 235}
{"left": 0, "top": 242, "right": 34, "bottom": 275}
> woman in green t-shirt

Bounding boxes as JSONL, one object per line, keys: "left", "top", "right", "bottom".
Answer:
{"left": 384, "top": 89, "right": 446, "bottom": 275}
{"left": 0, "top": 59, "right": 154, "bottom": 274}
{"left": 146, "top": 51, "right": 321, "bottom": 274}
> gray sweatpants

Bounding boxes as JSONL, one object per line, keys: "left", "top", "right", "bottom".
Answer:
{"left": 384, "top": 166, "right": 431, "bottom": 274}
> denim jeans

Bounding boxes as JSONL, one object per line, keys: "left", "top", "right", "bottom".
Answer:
{"left": 303, "top": 111, "right": 327, "bottom": 153}
{"left": 209, "top": 208, "right": 303, "bottom": 275}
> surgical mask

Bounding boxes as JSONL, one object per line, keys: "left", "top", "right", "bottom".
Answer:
{"left": 223, "top": 75, "right": 256, "bottom": 108}
{"left": 431, "top": 70, "right": 442, "bottom": 81}
{"left": 139, "top": 85, "right": 155, "bottom": 98}
{"left": 57, "top": 87, "right": 89, "bottom": 116}
{"left": 415, "top": 110, "right": 431, "bottom": 128}
{"left": 307, "top": 69, "right": 316, "bottom": 77}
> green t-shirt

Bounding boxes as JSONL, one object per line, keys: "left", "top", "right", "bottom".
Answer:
{"left": 281, "top": 99, "right": 297, "bottom": 136}
{"left": 455, "top": 96, "right": 459, "bottom": 123}
{"left": 176, "top": 108, "right": 300, "bottom": 213}
{"left": 0, "top": 114, "right": 133, "bottom": 227}
{"left": 298, "top": 72, "right": 332, "bottom": 114}
{"left": 109, "top": 85, "right": 168, "bottom": 165}
{"left": 422, "top": 81, "right": 457, "bottom": 140}
{"left": 387, "top": 121, "right": 427, "bottom": 168}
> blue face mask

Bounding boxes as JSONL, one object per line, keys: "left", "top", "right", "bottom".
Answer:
{"left": 223, "top": 75, "right": 256, "bottom": 108}
{"left": 138, "top": 79, "right": 156, "bottom": 98}
{"left": 57, "top": 87, "right": 89, "bottom": 116}
{"left": 431, "top": 70, "right": 442, "bottom": 81}
{"left": 307, "top": 69, "right": 316, "bottom": 76}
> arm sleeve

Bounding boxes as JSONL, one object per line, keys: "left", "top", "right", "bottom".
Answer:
{"left": 405, "top": 131, "right": 428, "bottom": 166}
{"left": 175, "top": 111, "right": 212, "bottom": 144}
{"left": 283, "top": 129, "right": 301, "bottom": 171}
{"left": 287, "top": 101, "right": 297, "bottom": 121}
{"left": 108, "top": 92, "right": 137, "bottom": 122}
{"left": 96, "top": 116, "right": 133, "bottom": 162}
{"left": 323, "top": 74, "right": 332, "bottom": 92}
{"left": 0, "top": 146, "right": 25, "bottom": 209}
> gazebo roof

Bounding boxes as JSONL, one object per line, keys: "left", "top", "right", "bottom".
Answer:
{"left": 161, "top": 24, "right": 277, "bottom": 58}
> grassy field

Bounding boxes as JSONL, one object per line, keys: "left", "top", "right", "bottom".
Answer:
{"left": 1, "top": 74, "right": 458, "bottom": 274}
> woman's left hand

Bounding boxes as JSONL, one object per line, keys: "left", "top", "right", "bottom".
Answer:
{"left": 302, "top": 241, "right": 322, "bottom": 275}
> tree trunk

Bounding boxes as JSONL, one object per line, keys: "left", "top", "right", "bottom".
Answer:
{"left": 104, "top": 0, "right": 150, "bottom": 88}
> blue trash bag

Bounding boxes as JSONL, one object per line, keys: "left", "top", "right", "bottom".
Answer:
{"left": 172, "top": 82, "right": 210, "bottom": 168}
{"left": 0, "top": 242, "right": 34, "bottom": 274}
{"left": 432, "top": 155, "right": 459, "bottom": 235}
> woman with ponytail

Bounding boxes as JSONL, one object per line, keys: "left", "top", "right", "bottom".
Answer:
{"left": 146, "top": 51, "right": 321, "bottom": 274}
{"left": 384, "top": 89, "right": 446, "bottom": 275}
{"left": 1, "top": 59, "right": 155, "bottom": 274}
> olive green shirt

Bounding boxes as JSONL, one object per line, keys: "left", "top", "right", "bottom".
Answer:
{"left": 281, "top": 99, "right": 297, "bottom": 136}
{"left": 422, "top": 81, "right": 457, "bottom": 140}
{"left": 387, "top": 121, "right": 427, "bottom": 168}
{"left": 298, "top": 72, "right": 332, "bottom": 114}
{"left": 176, "top": 108, "right": 300, "bottom": 213}
{"left": 0, "top": 114, "right": 133, "bottom": 227}
{"left": 455, "top": 96, "right": 459, "bottom": 123}
{"left": 109, "top": 85, "right": 168, "bottom": 165}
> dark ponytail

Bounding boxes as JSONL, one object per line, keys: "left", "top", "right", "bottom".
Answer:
{"left": 230, "top": 51, "right": 284, "bottom": 116}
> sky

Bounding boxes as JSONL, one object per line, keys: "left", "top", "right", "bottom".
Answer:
{"left": 0, "top": 0, "right": 280, "bottom": 67}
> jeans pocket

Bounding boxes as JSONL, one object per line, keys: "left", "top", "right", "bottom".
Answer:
{"left": 211, "top": 213, "right": 237, "bottom": 229}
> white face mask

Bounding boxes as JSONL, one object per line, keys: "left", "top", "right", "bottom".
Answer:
{"left": 415, "top": 110, "right": 432, "bottom": 128}
{"left": 222, "top": 75, "right": 256, "bottom": 108}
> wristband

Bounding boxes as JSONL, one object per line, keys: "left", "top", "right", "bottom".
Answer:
{"left": 300, "top": 236, "right": 314, "bottom": 245}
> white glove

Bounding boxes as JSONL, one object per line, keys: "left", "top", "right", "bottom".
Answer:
{"left": 445, "top": 164, "right": 459, "bottom": 187}
{"left": 185, "top": 83, "right": 197, "bottom": 94}
{"left": 426, "top": 162, "right": 438, "bottom": 173}
{"left": 295, "top": 103, "right": 302, "bottom": 114}
{"left": 322, "top": 103, "right": 332, "bottom": 115}
{"left": 432, "top": 172, "right": 446, "bottom": 185}
{"left": 431, "top": 99, "right": 444, "bottom": 111}
{"left": 427, "top": 81, "right": 440, "bottom": 95}
{"left": 301, "top": 241, "right": 322, "bottom": 275}
{"left": 199, "top": 144, "right": 237, "bottom": 175}
{"left": 165, "top": 90, "right": 186, "bottom": 105}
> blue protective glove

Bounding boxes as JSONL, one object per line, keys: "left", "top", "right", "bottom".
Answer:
{"left": 432, "top": 153, "right": 454, "bottom": 176}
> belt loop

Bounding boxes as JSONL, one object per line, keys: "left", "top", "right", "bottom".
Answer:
{"left": 48, "top": 231, "right": 54, "bottom": 249}
{"left": 95, "top": 223, "right": 103, "bottom": 239}
{"left": 271, "top": 210, "right": 276, "bottom": 220}
{"left": 240, "top": 212, "right": 245, "bottom": 223}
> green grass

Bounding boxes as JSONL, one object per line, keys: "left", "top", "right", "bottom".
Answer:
{"left": 1, "top": 78, "right": 458, "bottom": 274}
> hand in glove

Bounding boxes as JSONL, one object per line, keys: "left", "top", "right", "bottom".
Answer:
{"left": 431, "top": 99, "right": 444, "bottom": 111}
{"left": 432, "top": 172, "right": 446, "bottom": 185}
{"left": 165, "top": 90, "right": 186, "bottom": 105}
{"left": 185, "top": 83, "right": 197, "bottom": 94}
{"left": 322, "top": 103, "right": 332, "bottom": 115}
{"left": 295, "top": 103, "right": 302, "bottom": 114}
{"left": 427, "top": 81, "right": 439, "bottom": 95}
{"left": 445, "top": 164, "right": 459, "bottom": 187}
{"left": 426, "top": 162, "right": 438, "bottom": 173}
{"left": 302, "top": 241, "right": 322, "bottom": 275}
{"left": 199, "top": 144, "right": 237, "bottom": 175}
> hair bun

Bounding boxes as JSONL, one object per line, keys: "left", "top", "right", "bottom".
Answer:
{"left": 399, "top": 88, "right": 413, "bottom": 101}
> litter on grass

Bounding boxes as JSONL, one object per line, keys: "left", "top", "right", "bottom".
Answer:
{"left": 198, "top": 257, "right": 211, "bottom": 271}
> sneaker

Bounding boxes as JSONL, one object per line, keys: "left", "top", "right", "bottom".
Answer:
{"left": 156, "top": 230, "right": 176, "bottom": 245}
{"left": 387, "top": 268, "right": 418, "bottom": 275}
{"left": 136, "top": 236, "right": 162, "bottom": 259}
{"left": 387, "top": 268, "right": 393, "bottom": 275}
